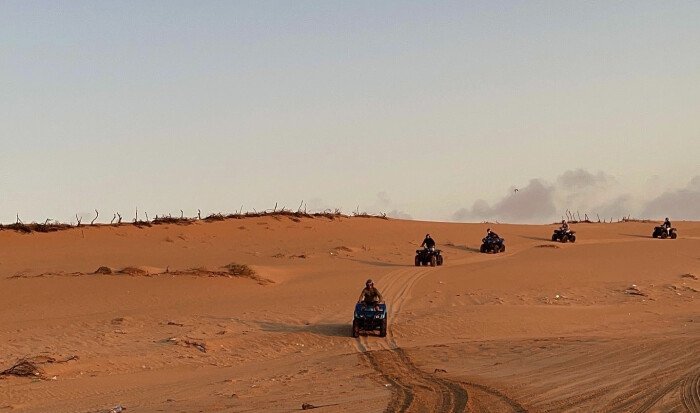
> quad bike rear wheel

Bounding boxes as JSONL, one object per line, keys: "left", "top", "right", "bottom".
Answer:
{"left": 671, "top": 232, "right": 677, "bottom": 239}
{"left": 552, "top": 234, "right": 558, "bottom": 241}
{"left": 480, "top": 244, "right": 487, "bottom": 253}
{"left": 379, "top": 319, "right": 387, "bottom": 337}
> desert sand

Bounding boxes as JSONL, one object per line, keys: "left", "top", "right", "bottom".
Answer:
{"left": 0, "top": 216, "right": 698, "bottom": 412}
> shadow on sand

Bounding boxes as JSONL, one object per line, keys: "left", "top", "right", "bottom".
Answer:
{"left": 256, "top": 321, "right": 350, "bottom": 337}
{"left": 620, "top": 233, "right": 651, "bottom": 239}
{"left": 443, "top": 244, "right": 481, "bottom": 253}
{"left": 519, "top": 235, "right": 553, "bottom": 242}
{"left": 336, "top": 257, "right": 410, "bottom": 267}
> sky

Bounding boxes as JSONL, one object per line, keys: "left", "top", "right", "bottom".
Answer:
{"left": 1, "top": 1, "right": 699, "bottom": 224}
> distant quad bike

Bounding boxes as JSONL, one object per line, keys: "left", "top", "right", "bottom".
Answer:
{"left": 352, "top": 303, "right": 387, "bottom": 338}
{"left": 552, "top": 229, "right": 576, "bottom": 243}
{"left": 415, "top": 247, "right": 444, "bottom": 267}
{"left": 480, "top": 237, "right": 506, "bottom": 254}
{"left": 652, "top": 226, "right": 677, "bottom": 239}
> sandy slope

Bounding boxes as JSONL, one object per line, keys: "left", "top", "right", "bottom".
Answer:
{"left": 0, "top": 217, "right": 698, "bottom": 412}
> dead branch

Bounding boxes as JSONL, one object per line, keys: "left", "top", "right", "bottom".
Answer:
{"left": 117, "top": 213, "right": 122, "bottom": 224}
{"left": 75, "top": 214, "right": 82, "bottom": 226}
{"left": 91, "top": 209, "right": 99, "bottom": 225}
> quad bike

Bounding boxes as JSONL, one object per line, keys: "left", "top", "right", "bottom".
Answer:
{"left": 415, "top": 247, "right": 444, "bottom": 267}
{"left": 552, "top": 229, "right": 576, "bottom": 243}
{"left": 652, "top": 226, "right": 677, "bottom": 239}
{"left": 352, "top": 303, "right": 387, "bottom": 338}
{"left": 480, "top": 237, "right": 505, "bottom": 254}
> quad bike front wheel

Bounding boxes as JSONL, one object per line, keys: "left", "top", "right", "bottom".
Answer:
{"left": 414, "top": 256, "right": 421, "bottom": 266}
{"left": 430, "top": 256, "right": 437, "bottom": 267}
{"left": 661, "top": 232, "right": 668, "bottom": 239}
{"left": 379, "top": 319, "right": 387, "bottom": 337}
{"left": 569, "top": 235, "right": 576, "bottom": 243}
{"left": 671, "top": 232, "right": 677, "bottom": 239}
{"left": 499, "top": 244, "right": 506, "bottom": 253}
{"left": 352, "top": 320, "right": 360, "bottom": 338}
{"left": 437, "top": 255, "right": 444, "bottom": 266}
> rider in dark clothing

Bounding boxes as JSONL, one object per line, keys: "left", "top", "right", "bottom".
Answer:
{"left": 486, "top": 228, "right": 500, "bottom": 240}
{"left": 560, "top": 220, "right": 570, "bottom": 232}
{"left": 662, "top": 218, "right": 672, "bottom": 235}
{"left": 421, "top": 234, "right": 436, "bottom": 249}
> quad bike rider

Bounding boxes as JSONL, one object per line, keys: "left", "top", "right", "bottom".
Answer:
{"left": 357, "top": 279, "right": 383, "bottom": 310}
{"left": 415, "top": 234, "right": 444, "bottom": 266}
{"left": 480, "top": 228, "right": 506, "bottom": 253}
{"left": 652, "top": 217, "right": 677, "bottom": 239}
{"left": 353, "top": 279, "right": 387, "bottom": 337}
{"left": 552, "top": 220, "right": 576, "bottom": 243}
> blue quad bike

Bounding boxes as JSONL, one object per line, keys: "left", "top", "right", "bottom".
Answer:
{"left": 352, "top": 303, "right": 387, "bottom": 338}
{"left": 480, "top": 237, "right": 506, "bottom": 253}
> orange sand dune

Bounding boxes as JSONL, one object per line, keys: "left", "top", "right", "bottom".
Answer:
{"left": 1, "top": 217, "right": 699, "bottom": 412}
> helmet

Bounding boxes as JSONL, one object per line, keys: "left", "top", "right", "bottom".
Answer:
{"left": 366, "top": 279, "right": 373, "bottom": 286}
{"left": 487, "top": 228, "right": 491, "bottom": 232}
{"left": 562, "top": 220, "right": 566, "bottom": 223}
{"left": 665, "top": 217, "right": 669, "bottom": 220}
{"left": 425, "top": 234, "right": 430, "bottom": 238}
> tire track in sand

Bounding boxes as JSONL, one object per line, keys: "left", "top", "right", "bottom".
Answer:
{"left": 681, "top": 370, "right": 700, "bottom": 412}
{"left": 353, "top": 265, "right": 521, "bottom": 413}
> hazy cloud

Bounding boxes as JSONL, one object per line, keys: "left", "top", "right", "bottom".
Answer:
{"left": 372, "top": 191, "right": 412, "bottom": 220}
{"left": 641, "top": 176, "right": 700, "bottom": 220}
{"left": 451, "top": 169, "right": 692, "bottom": 223}
{"left": 453, "top": 179, "right": 556, "bottom": 222}
{"left": 557, "top": 169, "right": 615, "bottom": 189}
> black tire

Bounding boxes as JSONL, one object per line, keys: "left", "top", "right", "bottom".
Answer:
{"left": 352, "top": 320, "right": 360, "bottom": 338}
{"left": 661, "top": 231, "right": 668, "bottom": 239}
{"left": 430, "top": 256, "right": 437, "bottom": 267}
{"left": 414, "top": 256, "right": 420, "bottom": 267}
{"left": 562, "top": 236, "right": 568, "bottom": 243}
{"left": 379, "top": 319, "right": 387, "bottom": 337}
{"left": 569, "top": 235, "right": 576, "bottom": 243}
{"left": 480, "top": 244, "right": 487, "bottom": 253}
{"left": 671, "top": 232, "right": 677, "bottom": 239}
{"left": 437, "top": 255, "right": 443, "bottom": 266}
{"left": 551, "top": 234, "right": 558, "bottom": 242}
{"left": 499, "top": 244, "right": 506, "bottom": 253}
{"left": 652, "top": 232, "right": 658, "bottom": 238}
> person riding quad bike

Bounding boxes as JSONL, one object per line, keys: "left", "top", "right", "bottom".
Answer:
{"left": 421, "top": 234, "right": 436, "bottom": 250}
{"left": 662, "top": 218, "right": 672, "bottom": 235}
{"left": 560, "top": 220, "right": 570, "bottom": 232}
{"left": 358, "top": 279, "right": 383, "bottom": 310}
{"left": 486, "top": 228, "right": 500, "bottom": 240}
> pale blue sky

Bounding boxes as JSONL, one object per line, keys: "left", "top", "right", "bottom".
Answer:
{"left": 1, "top": 1, "right": 699, "bottom": 223}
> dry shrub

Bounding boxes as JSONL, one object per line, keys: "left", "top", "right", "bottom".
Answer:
{"left": 1, "top": 355, "right": 78, "bottom": 379}
{"left": 223, "top": 263, "right": 256, "bottom": 277}
{"left": 152, "top": 216, "right": 193, "bottom": 226}
{"left": 1, "top": 359, "right": 43, "bottom": 378}
{"left": 0, "top": 222, "right": 72, "bottom": 234}
{"left": 118, "top": 267, "right": 149, "bottom": 276}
